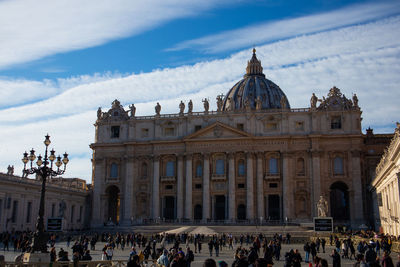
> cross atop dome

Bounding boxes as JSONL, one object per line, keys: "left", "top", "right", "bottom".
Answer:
{"left": 245, "top": 48, "right": 264, "bottom": 77}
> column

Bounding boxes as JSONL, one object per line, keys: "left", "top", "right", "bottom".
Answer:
{"left": 246, "top": 152, "right": 254, "bottom": 220}
{"left": 123, "top": 157, "right": 134, "bottom": 225}
{"left": 311, "top": 151, "right": 321, "bottom": 218}
{"left": 91, "top": 157, "right": 104, "bottom": 227}
{"left": 256, "top": 152, "right": 264, "bottom": 219}
{"left": 152, "top": 156, "right": 160, "bottom": 219}
{"left": 228, "top": 153, "right": 235, "bottom": 221}
{"left": 185, "top": 154, "right": 193, "bottom": 220}
{"left": 282, "top": 153, "right": 289, "bottom": 220}
{"left": 177, "top": 155, "right": 184, "bottom": 220}
{"left": 351, "top": 151, "right": 364, "bottom": 225}
{"left": 203, "top": 154, "right": 210, "bottom": 221}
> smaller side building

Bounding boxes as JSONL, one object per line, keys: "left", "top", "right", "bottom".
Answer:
{"left": 0, "top": 172, "right": 90, "bottom": 232}
{"left": 371, "top": 123, "right": 400, "bottom": 236}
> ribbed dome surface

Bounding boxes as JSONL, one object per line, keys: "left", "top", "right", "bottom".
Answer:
{"left": 222, "top": 49, "right": 290, "bottom": 111}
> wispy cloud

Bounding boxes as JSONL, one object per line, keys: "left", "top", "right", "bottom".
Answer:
{"left": 0, "top": 0, "right": 238, "bottom": 70}
{"left": 1, "top": 15, "right": 399, "bottom": 182}
{"left": 168, "top": 1, "right": 400, "bottom": 53}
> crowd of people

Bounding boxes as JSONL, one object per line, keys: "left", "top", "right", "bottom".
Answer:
{"left": 0, "top": 230, "right": 399, "bottom": 267}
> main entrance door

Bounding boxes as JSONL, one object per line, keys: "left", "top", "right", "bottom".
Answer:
{"left": 215, "top": 195, "right": 226, "bottom": 220}
{"left": 164, "top": 196, "right": 175, "bottom": 220}
{"left": 268, "top": 195, "right": 280, "bottom": 220}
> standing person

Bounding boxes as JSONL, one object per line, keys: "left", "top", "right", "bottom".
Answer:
{"left": 310, "top": 241, "right": 317, "bottom": 260}
{"left": 185, "top": 247, "right": 194, "bottom": 267}
{"left": 105, "top": 246, "right": 113, "bottom": 260}
{"left": 321, "top": 238, "right": 326, "bottom": 253}
{"left": 215, "top": 240, "right": 220, "bottom": 257}
{"left": 157, "top": 249, "right": 169, "bottom": 267}
{"left": 365, "top": 245, "right": 377, "bottom": 266}
{"left": 208, "top": 239, "right": 214, "bottom": 257}
{"left": 304, "top": 242, "right": 311, "bottom": 263}
{"left": 292, "top": 249, "right": 302, "bottom": 267}
{"left": 381, "top": 251, "right": 394, "bottom": 267}
{"left": 354, "top": 254, "right": 367, "bottom": 267}
{"left": 67, "top": 236, "right": 72, "bottom": 248}
{"left": 316, "top": 238, "right": 321, "bottom": 253}
{"left": 331, "top": 249, "right": 341, "bottom": 267}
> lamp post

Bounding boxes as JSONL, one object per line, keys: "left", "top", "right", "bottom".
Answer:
{"left": 22, "top": 134, "right": 69, "bottom": 253}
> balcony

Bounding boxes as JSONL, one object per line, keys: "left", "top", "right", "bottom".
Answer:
{"left": 160, "top": 176, "right": 176, "bottom": 182}
{"left": 211, "top": 174, "right": 226, "bottom": 181}
{"left": 264, "top": 172, "right": 280, "bottom": 180}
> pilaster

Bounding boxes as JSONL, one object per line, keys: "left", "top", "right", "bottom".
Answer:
{"left": 228, "top": 152, "right": 235, "bottom": 220}
{"left": 256, "top": 152, "right": 264, "bottom": 219}
{"left": 185, "top": 154, "right": 193, "bottom": 220}
{"left": 177, "top": 154, "right": 184, "bottom": 219}
{"left": 246, "top": 152, "right": 254, "bottom": 220}
{"left": 152, "top": 156, "right": 160, "bottom": 219}
{"left": 203, "top": 153, "right": 210, "bottom": 222}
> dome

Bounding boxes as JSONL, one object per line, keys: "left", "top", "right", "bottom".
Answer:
{"left": 222, "top": 49, "right": 290, "bottom": 111}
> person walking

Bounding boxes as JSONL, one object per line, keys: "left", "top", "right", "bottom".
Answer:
{"left": 304, "top": 242, "right": 311, "bottom": 263}
{"left": 208, "top": 239, "right": 214, "bottom": 257}
{"left": 331, "top": 249, "right": 341, "bottom": 267}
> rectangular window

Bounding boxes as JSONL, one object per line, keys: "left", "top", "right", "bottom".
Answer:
{"left": 269, "top": 158, "right": 278, "bottom": 174}
{"left": 269, "top": 183, "right": 278, "bottom": 188}
{"left": 164, "top": 127, "right": 175, "bottom": 136}
{"left": 195, "top": 184, "right": 202, "bottom": 189}
{"left": 51, "top": 203, "right": 56, "bottom": 217}
{"left": 331, "top": 116, "right": 341, "bottom": 129}
{"left": 166, "top": 161, "right": 175, "bottom": 177}
{"left": 237, "top": 123, "right": 244, "bottom": 131}
{"left": 71, "top": 205, "right": 75, "bottom": 223}
{"left": 111, "top": 126, "right": 120, "bottom": 138}
{"left": 216, "top": 159, "right": 225, "bottom": 175}
{"left": 196, "top": 164, "right": 203, "bottom": 177}
{"left": 195, "top": 125, "right": 202, "bottom": 132}
{"left": 165, "top": 185, "right": 173, "bottom": 190}
{"left": 238, "top": 161, "right": 245, "bottom": 176}
{"left": 26, "top": 202, "right": 32, "bottom": 223}
{"left": 141, "top": 128, "right": 149, "bottom": 137}
{"left": 11, "top": 200, "right": 18, "bottom": 223}
{"left": 238, "top": 183, "right": 245, "bottom": 189}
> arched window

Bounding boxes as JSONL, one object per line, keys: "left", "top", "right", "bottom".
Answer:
{"left": 216, "top": 159, "right": 225, "bottom": 175}
{"left": 110, "top": 163, "right": 118, "bottom": 178}
{"left": 238, "top": 159, "right": 245, "bottom": 176}
{"left": 297, "top": 158, "right": 305, "bottom": 176}
{"left": 269, "top": 158, "right": 278, "bottom": 174}
{"left": 166, "top": 161, "right": 175, "bottom": 177}
{"left": 141, "top": 162, "right": 148, "bottom": 178}
{"left": 333, "top": 157, "right": 344, "bottom": 175}
{"left": 195, "top": 161, "right": 203, "bottom": 177}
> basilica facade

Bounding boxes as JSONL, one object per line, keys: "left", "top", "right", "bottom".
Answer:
{"left": 90, "top": 50, "right": 391, "bottom": 228}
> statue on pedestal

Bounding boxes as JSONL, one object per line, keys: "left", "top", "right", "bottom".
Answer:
{"left": 97, "top": 107, "right": 102, "bottom": 120}
{"left": 202, "top": 98, "right": 209, "bottom": 113}
{"left": 179, "top": 101, "right": 185, "bottom": 115}
{"left": 216, "top": 94, "right": 224, "bottom": 112}
{"left": 188, "top": 100, "right": 193, "bottom": 114}
{"left": 129, "top": 104, "right": 136, "bottom": 117}
{"left": 310, "top": 93, "right": 318, "bottom": 109}
{"left": 155, "top": 102, "right": 161, "bottom": 115}
{"left": 7, "top": 165, "right": 14, "bottom": 175}
{"left": 317, "top": 195, "right": 328, "bottom": 217}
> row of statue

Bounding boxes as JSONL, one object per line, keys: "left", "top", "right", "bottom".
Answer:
{"left": 310, "top": 88, "right": 359, "bottom": 110}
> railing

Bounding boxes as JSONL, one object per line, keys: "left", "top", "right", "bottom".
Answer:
{"left": 3, "top": 260, "right": 158, "bottom": 267}
{"left": 211, "top": 174, "right": 226, "bottom": 181}
{"left": 160, "top": 176, "right": 176, "bottom": 182}
{"left": 264, "top": 172, "right": 280, "bottom": 179}
{"left": 133, "top": 108, "right": 311, "bottom": 120}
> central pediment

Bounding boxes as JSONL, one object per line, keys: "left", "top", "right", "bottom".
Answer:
{"left": 184, "top": 121, "right": 253, "bottom": 140}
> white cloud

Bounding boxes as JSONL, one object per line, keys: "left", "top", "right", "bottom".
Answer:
{"left": 1, "top": 14, "right": 399, "bottom": 182}
{"left": 168, "top": 1, "right": 400, "bottom": 53}
{"left": 0, "top": 0, "right": 238, "bottom": 69}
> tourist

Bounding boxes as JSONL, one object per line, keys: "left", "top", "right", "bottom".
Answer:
{"left": 292, "top": 249, "right": 302, "bottom": 267}
{"left": 208, "top": 239, "right": 214, "bottom": 257}
{"left": 81, "top": 250, "right": 92, "bottom": 261}
{"left": 365, "top": 245, "right": 377, "bottom": 266}
{"left": 304, "top": 242, "right": 311, "bottom": 263}
{"left": 50, "top": 247, "right": 57, "bottom": 262}
{"left": 321, "top": 238, "right": 326, "bottom": 253}
{"left": 353, "top": 254, "right": 367, "bottom": 267}
{"left": 157, "top": 249, "right": 169, "bottom": 267}
{"left": 381, "top": 251, "right": 394, "bottom": 267}
{"left": 331, "top": 249, "right": 341, "bottom": 267}
{"left": 232, "top": 250, "right": 248, "bottom": 267}
{"left": 105, "top": 246, "right": 113, "bottom": 260}
{"left": 170, "top": 253, "right": 180, "bottom": 267}
{"left": 127, "top": 255, "right": 141, "bottom": 267}
{"left": 185, "top": 247, "right": 195, "bottom": 267}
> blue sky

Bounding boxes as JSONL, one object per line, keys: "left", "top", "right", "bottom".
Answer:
{"left": 0, "top": 0, "right": 399, "bottom": 181}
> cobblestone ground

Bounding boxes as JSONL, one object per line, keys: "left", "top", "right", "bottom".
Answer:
{"left": 1, "top": 241, "right": 399, "bottom": 267}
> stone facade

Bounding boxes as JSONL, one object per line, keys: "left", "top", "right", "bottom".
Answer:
{"left": 90, "top": 51, "right": 392, "bottom": 228}
{"left": 371, "top": 123, "right": 400, "bottom": 236}
{"left": 0, "top": 172, "right": 90, "bottom": 232}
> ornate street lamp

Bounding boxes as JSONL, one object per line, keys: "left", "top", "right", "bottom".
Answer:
{"left": 22, "top": 134, "right": 69, "bottom": 253}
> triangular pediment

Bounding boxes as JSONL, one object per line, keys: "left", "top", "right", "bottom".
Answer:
{"left": 184, "top": 121, "right": 253, "bottom": 140}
